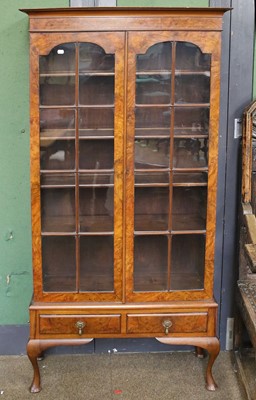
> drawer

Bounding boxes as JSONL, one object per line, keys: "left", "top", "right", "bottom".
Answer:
{"left": 127, "top": 313, "right": 208, "bottom": 335}
{"left": 39, "top": 314, "right": 121, "bottom": 335}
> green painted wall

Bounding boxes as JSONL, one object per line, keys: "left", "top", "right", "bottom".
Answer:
{"left": 0, "top": 0, "right": 68, "bottom": 325}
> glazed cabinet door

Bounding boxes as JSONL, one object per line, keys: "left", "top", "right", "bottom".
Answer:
{"left": 125, "top": 32, "right": 221, "bottom": 302}
{"left": 31, "top": 32, "right": 125, "bottom": 301}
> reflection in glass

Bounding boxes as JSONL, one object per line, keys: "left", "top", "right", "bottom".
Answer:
{"left": 136, "top": 74, "right": 171, "bottom": 105}
{"left": 134, "top": 235, "right": 168, "bottom": 291}
{"left": 173, "top": 172, "right": 208, "bottom": 185}
{"left": 42, "top": 236, "right": 76, "bottom": 292}
{"left": 40, "top": 109, "right": 75, "bottom": 138}
{"left": 135, "top": 171, "right": 169, "bottom": 185}
{"left": 40, "top": 76, "right": 75, "bottom": 106}
{"left": 175, "top": 74, "right": 210, "bottom": 104}
{"left": 172, "top": 187, "right": 207, "bottom": 231}
{"left": 79, "top": 140, "right": 114, "bottom": 170}
{"left": 40, "top": 139, "right": 75, "bottom": 170}
{"left": 135, "top": 107, "right": 171, "bottom": 134}
{"left": 170, "top": 234, "right": 205, "bottom": 290}
{"left": 40, "top": 43, "right": 76, "bottom": 74}
{"left": 79, "top": 43, "right": 114, "bottom": 72}
{"left": 79, "top": 187, "right": 113, "bottom": 232}
{"left": 137, "top": 42, "right": 172, "bottom": 72}
{"left": 80, "top": 236, "right": 114, "bottom": 291}
{"left": 79, "top": 172, "right": 113, "bottom": 186}
{"left": 174, "top": 107, "right": 209, "bottom": 136}
{"left": 173, "top": 138, "right": 208, "bottom": 169}
{"left": 176, "top": 42, "right": 211, "bottom": 71}
{"left": 41, "top": 188, "right": 75, "bottom": 232}
{"left": 135, "top": 187, "right": 169, "bottom": 231}
{"left": 79, "top": 108, "right": 114, "bottom": 136}
{"left": 41, "top": 173, "right": 75, "bottom": 186}
{"left": 79, "top": 75, "right": 114, "bottom": 105}
{"left": 135, "top": 139, "right": 169, "bottom": 169}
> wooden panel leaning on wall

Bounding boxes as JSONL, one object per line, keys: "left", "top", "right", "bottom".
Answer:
{"left": 235, "top": 100, "right": 256, "bottom": 399}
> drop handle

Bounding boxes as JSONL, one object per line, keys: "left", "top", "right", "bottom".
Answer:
{"left": 162, "top": 319, "right": 173, "bottom": 335}
{"left": 75, "top": 321, "right": 85, "bottom": 336}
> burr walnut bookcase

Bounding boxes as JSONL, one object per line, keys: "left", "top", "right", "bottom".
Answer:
{"left": 21, "top": 7, "right": 228, "bottom": 393}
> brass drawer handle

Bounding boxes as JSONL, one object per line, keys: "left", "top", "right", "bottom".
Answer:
{"left": 162, "top": 319, "right": 173, "bottom": 335}
{"left": 75, "top": 321, "right": 85, "bottom": 336}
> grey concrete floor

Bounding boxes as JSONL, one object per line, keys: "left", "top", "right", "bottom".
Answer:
{"left": 0, "top": 352, "right": 247, "bottom": 400}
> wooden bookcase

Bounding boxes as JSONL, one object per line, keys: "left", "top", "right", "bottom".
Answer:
{"left": 21, "top": 7, "right": 228, "bottom": 392}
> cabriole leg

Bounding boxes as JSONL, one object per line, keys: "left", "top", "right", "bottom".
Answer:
{"left": 27, "top": 340, "right": 42, "bottom": 393}
{"left": 205, "top": 338, "right": 220, "bottom": 391}
{"left": 27, "top": 338, "right": 94, "bottom": 393}
{"left": 156, "top": 336, "right": 220, "bottom": 391}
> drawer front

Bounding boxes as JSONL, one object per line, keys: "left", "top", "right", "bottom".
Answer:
{"left": 127, "top": 313, "right": 208, "bottom": 335}
{"left": 39, "top": 314, "right": 121, "bottom": 335}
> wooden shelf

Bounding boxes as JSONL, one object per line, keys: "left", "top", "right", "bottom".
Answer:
{"left": 134, "top": 272, "right": 204, "bottom": 292}
{"left": 136, "top": 70, "right": 210, "bottom": 76}
{"left": 135, "top": 103, "right": 210, "bottom": 108}
{"left": 79, "top": 71, "right": 115, "bottom": 76}
{"left": 40, "top": 72, "right": 75, "bottom": 77}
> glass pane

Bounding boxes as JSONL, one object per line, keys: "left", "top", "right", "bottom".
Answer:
{"left": 175, "top": 74, "right": 210, "bottom": 104}
{"left": 40, "top": 43, "right": 76, "bottom": 74}
{"left": 137, "top": 42, "right": 172, "bottom": 72}
{"left": 79, "top": 172, "right": 113, "bottom": 186}
{"left": 42, "top": 236, "right": 76, "bottom": 292}
{"left": 41, "top": 188, "right": 75, "bottom": 232}
{"left": 41, "top": 173, "right": 75, "bottom": 186}
{"left": 136, "top": 74, "right": 171, "bottom": 105}
{"left": 172, "top": 187, "right": 207, "bottom": 231}
{"left": 174, "top": 107, "right": 209, "bottom": 136}
{"left": 176, "top": 42, "right": 210, "bottom": 72}
{"left": 79, "top": 75, "right": 114, "bottom": 105}
{"left": 135, "top": 171, "right": 169, "bottom": 185}
{"left": 40, "top": 76, "right": 75, "bottom": 106}
{"left": 40, "top": 139, "right": 75, "bottom": 170}
{"left": 135, "top": 107, "right": 171, "bottom": 135}
{"left": 40, "top": 109, "right": 75, "bottom": 138}
{"left": 170, "top": 234, "right": 205, "bottom": 290}
{"left": 135, "top": 139, "right": 169, "bottom": 169}
{"left": 79, "top": 43, "right": 114, "bottom": 73}
{"left": 134, "top": 235, "right": 168, "bottom": 291}
{"left": 79, "top": 140, "right": 114, "bottom": 170}
{"left": 80, "top": 236, "right": 114, "bottom": 291}
{"left": 79, "top": 187, "right": 113, "bottom": 232}
{"left": 173, "top": 138, "right": 208, "bottom": 169}
{"left": 135, "top": 187, "right": 169, "bottom": 231}
{"left": 173, "top": 172, "right": 208, "bottom": 185}
{"left": 79, "top": 108, "right": 114, "bottom": 136}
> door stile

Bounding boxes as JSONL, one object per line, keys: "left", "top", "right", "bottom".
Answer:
{"left": 112, "top": 32, "right": 126, "bottom": 302}
{"left": 125, "top": 34, "right": 137, "bottom": 302}
{"left": 75, "top": 43, "right": 80, "bottom": 293}
{"left": 30, "top": 38, "right": 44, "bottom": 301}
{"left": 203, "top": 34, "right": 222, "bottom": 299}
